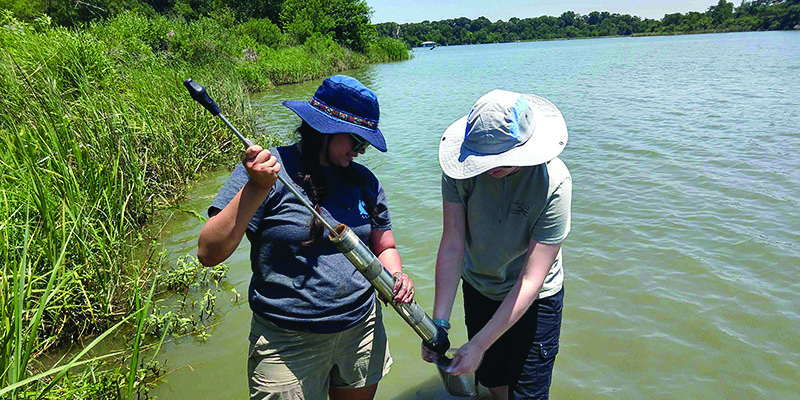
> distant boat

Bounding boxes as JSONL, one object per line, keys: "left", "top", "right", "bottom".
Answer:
{"left": 420, "top": 41, "right": 437, "bottom": 48}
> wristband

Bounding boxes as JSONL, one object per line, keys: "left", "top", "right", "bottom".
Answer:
{"left": 432, "top": 318, "right": 451, "bottom": 330}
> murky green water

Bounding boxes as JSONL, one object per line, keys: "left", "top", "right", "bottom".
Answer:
{"left": 151, "top": 32, "right": 800, "bottom": 399}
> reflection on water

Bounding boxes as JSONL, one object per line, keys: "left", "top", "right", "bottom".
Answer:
{"left": 152, "top": 32, "right": 800, "bottom": 399}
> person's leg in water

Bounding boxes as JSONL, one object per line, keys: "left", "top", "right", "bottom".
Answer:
{"left": 247, "top": 315, "right": 329, "bottom": 400}
{"left": 329, "top": 384, "right": 378, "bottom": 400}
{"left": 463, "top": 281, "right": 564, "bottom": 400}
{"left": 328, "top": 303, "right": 392, "bottom": 400}
{"left": 463, "top": 280, "right": 515, "bottom": 400}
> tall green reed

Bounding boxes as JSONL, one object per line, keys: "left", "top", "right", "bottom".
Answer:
{"left": 0, "top": 20, "right": 247, "bottom": 397}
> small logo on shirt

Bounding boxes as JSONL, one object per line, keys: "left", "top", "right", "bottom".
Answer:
{"left": 358, "top": 200, "right": 369, "bottom": 219}
{"left": 510, "top": 200, "right": 530, "bottom": 217}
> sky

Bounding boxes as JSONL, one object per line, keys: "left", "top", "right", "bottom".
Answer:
{"left": 367, "top": 0, "right": 724, "bottom": 24}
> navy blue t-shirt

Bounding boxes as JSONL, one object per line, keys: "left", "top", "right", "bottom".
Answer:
{"left": 209, "top": 144, "right": 392, "bottom": 333}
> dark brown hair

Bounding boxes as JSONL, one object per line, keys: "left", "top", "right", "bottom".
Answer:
{"left": 297, "top": 122, "right": 370, "bottom": 245}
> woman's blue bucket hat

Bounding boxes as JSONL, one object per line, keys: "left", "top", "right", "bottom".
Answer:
{"left": 283, "top": 75, "right": 387, "bottom": 152}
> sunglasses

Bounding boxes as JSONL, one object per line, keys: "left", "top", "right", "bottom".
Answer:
{"left": 350, "top": 133, "right": 369, "bottom": 152}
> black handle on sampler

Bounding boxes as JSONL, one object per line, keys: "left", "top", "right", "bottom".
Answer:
{"left": 184, "top": 78, "right": 254, "bottom": 149}
{"left": 183, "top": 78, "right": 221, "bottom": 116}
{"left": 423, "top": 326, "right": 451, "bottom": 356}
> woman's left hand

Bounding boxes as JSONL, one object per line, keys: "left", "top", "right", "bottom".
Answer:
{"left": 392, "top": 272, "right": 414, "bottom": 303}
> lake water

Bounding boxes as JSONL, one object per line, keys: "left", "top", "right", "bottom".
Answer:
{"left": 151, "top": 31, "right": 800, "bottom": 399}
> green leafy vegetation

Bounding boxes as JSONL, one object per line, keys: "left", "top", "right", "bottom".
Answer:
{"left": 375, "top": 0, "right": 800, "bottom": 46}
{"left": 1, "top": 0, "right": 382, "bottom": 54}
{"left": 0, "top": 2, "right": 407, "bottom": 397}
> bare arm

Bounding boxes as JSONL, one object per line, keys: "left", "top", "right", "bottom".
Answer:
{"left": 197, "top": 145, "right": 280, "bottom": 266}
{"left": 421, "top": 201, "right": 466, "bottom": 362}
{"left": 447, "top": 240, "right": 562, "bottom": 375}
{"left": 433, "top": 200, "right": 467, "bottom": 323}
{"left": 369, "top": 228, "right": 413, "bottom": 303}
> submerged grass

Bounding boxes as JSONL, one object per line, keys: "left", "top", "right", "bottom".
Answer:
{"left": 0, "top": 10, "right": 408, "bottom": 399}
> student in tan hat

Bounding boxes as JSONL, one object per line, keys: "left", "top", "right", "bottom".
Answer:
{"left": 422, "top": 89, "right": 572, "bottom": 399}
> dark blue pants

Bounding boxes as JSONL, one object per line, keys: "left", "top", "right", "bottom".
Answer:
{"left": 463, "top": 280, "right": 564, "bottom": 400}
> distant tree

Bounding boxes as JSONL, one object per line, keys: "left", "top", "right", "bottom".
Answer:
{"left": 586, "top": 11, "right": 601, "bottom": 25}
{"left": 710, "top": 0, "right": 734, "bottom": 25}
{"left": 281, "top": 0, "right": 330, "bottom": 44}
{"left": 565, "top": 25, "right": 580, "bottom": 37}
{"left": 374, "top": 21, "right": 401, "bottom": 38}
{"left": 471, "top": 16, "right": 491, "bottom": 31}
{"left": 560, "top": 11, "right": 576, "bottom": 27}
{"left": 237, "top": 17, "right": 283, "bottom": 47}
{"left": 280, "top": 0, "right": 372, "bottom": 51}
{"left": 223, "top": 0, "right": 283, "bottom": 23}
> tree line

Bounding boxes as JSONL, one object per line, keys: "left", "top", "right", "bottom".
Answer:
{"left": 374, "top": 0, "right": 800, "bottom": 47}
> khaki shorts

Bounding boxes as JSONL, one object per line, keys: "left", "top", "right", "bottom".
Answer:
{"left": 247, "top": 303, "right": 392, "bottom": 400}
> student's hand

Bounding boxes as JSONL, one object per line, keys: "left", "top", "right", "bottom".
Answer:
{"left": 447, "top": 340, "right": 485, "bottom": 375}
{"left": 392, "top": 272, "right": 414, "bottom": 304}
{"left": 243, "top": 145, "right": 280, "bottom": 191}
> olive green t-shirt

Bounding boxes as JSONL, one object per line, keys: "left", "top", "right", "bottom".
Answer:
{"left": 441, "top": 157, "right": 572, "bottom": 301}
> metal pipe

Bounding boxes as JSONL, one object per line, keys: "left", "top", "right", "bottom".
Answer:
{"left": 329, "top": 224, "right": 444, "bottom": 345}
{"left": 329, "top": 225, "right": 473, "bottom": 397}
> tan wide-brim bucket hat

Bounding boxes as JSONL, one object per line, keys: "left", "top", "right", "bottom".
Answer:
{"left": 439, "top": 89, "right": 568, "bottom": 179}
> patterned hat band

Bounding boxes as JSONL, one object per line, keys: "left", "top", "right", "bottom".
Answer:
{"left": 309, "top": 97, "right": 378, "bottom": 130}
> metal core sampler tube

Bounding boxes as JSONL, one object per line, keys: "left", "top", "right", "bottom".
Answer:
{"left": 329, "top": 226, "right": 476, "bottom": 398}
{"left": 329, "top": 224, "right": 446, "bottom": 349}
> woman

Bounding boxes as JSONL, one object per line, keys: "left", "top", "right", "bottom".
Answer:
{"left": 198, "top": 75, "right": 414, "bottom": 400}
{"left": 422, "top": 89, "right": 572, "bottom": 399}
